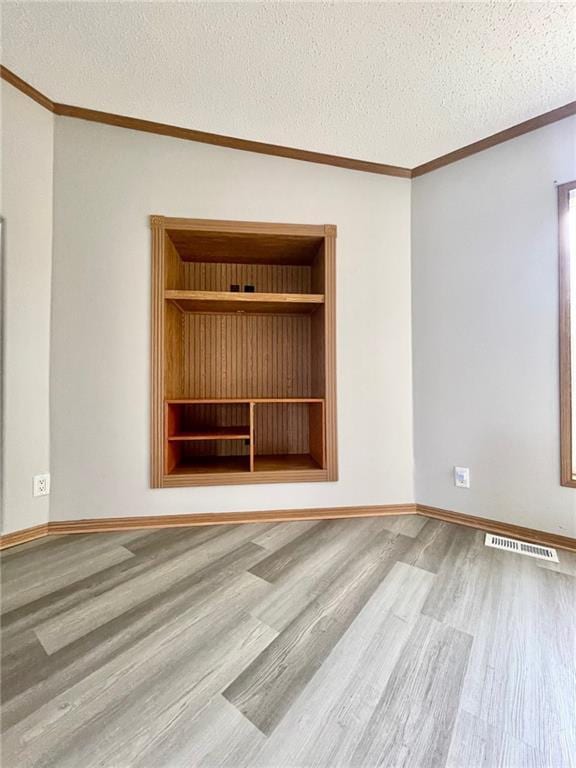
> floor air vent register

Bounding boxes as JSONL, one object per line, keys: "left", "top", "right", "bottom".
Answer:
{"left": 485, "top": 533, "right": 559, "bottom": 562}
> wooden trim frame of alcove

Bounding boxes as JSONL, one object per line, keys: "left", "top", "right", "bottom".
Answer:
{"left": 150, "top": 216, "right": 338, "bottom": 488}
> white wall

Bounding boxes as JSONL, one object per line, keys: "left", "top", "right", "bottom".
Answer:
{"left": 1, "top": 83, "right": 53, "bottom": 533}
{"left": 8, "top": 85, "right": 570, "bottom": 535}
{"left": 50, "top": 117, "right": 414, "bottom": 521}
{"left": 412, "top": 118, "right": 576, "bottom": 537}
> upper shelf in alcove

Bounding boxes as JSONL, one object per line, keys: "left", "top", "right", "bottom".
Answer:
{"left": 165, "top": 290, "right": 324, "bottom": 314}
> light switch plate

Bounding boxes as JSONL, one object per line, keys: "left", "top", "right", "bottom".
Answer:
{"left": 454, "top": 466, "right": 470, "bottom": 488}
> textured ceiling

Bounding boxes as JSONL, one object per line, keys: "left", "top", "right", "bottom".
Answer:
{"left": 2, "top": 1, "right": 575, "bottom": 167}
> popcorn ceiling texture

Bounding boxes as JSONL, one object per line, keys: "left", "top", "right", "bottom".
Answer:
{"left": 2, "top": 2, "right": 575, "bottom": 167}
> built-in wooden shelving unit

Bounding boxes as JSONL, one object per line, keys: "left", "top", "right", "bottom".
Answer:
{"left": 150, "top": 216, "right": 337, "bottom": 487}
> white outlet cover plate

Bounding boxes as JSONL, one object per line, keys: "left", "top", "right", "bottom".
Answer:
{"left": 33, "top": 473, "right": 51, "bottom": 497}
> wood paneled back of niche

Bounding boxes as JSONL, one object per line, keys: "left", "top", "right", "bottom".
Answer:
{"left": 254, "top": 403, "right": 309, "bottom": 455}
{"left": 179, "top": 403, "right": 309, "bottom": 457}
{"left": 183, "top": 314, "right": 312, "bottom": 398}
{"left": 182, "top": 439, "right": 250, "bottom": 459}
{"left": 182, "top": 404, "right": 250, "bottom": 457}
{"left": 182, "top": 262, "right": 312, "bottom": 293}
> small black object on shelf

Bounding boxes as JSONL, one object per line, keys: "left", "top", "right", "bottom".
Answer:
{"left": 230, "top": 284, "right": 240, "bottom": 292}
{"left": 244, "top": 285, "right": 255, "bottom": 293}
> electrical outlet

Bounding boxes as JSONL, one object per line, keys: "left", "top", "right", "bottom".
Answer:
{"left": 454, "top": 466, "right": 470, "bottom": 488}
{"left": 33, "top": 473, "right": 50, "bottom": 497}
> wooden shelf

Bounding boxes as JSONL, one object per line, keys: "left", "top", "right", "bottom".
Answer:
{"left": 168, "top": 453, "right": 322, "bottom": 476}
{"left": 168, "top": 427, "right": 250, "bottom": 441}
{"left": 166, "top": 398, "right": 324, "bottom": 405}
{"left": 254, "top": 454, "right": 322, "bottom": 471}
{"left": 165, "top": 290, "right": 324, "bottom": 314}
{"left": 169, "top": 456, "right": 250, "bottom": 475}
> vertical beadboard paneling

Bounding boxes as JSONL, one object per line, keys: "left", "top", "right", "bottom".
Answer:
{"left": 183, "top": 314, "right": 312, "bottom": 399}
{"left": 181, "top": 404, "right": 250, "bottom": 457}
{"left": 183, "top": 262, "right": 311, "bottom": 293}
{"left": 254, "top": 404, "right": 309, "bottom": 455}
{"left": 180, "top": 313, "right": 314, "bottom": 456}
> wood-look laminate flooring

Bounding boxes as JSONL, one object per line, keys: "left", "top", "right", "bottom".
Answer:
{"left": 1, "top": 516, "right": 575, "bottom": 768}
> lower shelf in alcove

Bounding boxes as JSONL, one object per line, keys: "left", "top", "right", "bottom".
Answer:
{"left": 169, "top": 456, "right": 249, "bottom": 475}
{"left": 167, "top": 453, "right": 322, "bottom": 476}
{"left": 254, "top": 454, "right": 321, "bottom": 471}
